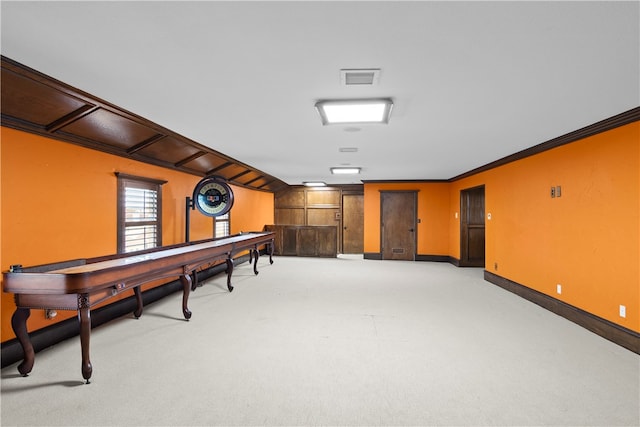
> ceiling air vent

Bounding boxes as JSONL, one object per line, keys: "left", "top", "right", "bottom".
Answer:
{"left": 340, "top": 69, "right": 380, "bottom": 86}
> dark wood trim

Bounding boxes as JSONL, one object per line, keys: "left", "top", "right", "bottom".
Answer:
{"left": 127, "top": 134, "right": 167, "bottom": 154}
{"left": 413, "top": 255, "right": 460, "bottom": 265}
{"left": 114, "top": 172, "right": 168, "bottom": 186}
{"left": 484, "top": 270, "right": 640, "bottom": 354}
{"left": 46, "top": 105, "right": 99, "bottom": 132}
{"left": 174, "top": 151, "right": 207, "bottom": 167}
{"left": 451, "top": 107, "right": 640, "bottom": 181}
{"left": 362, "top": 108, "right": 639, "bottom": 185}
{"left": 415, "top": 254, "right": 450, "bottom": 262}
{"left": 244, "top": 175, "right": 264, "bottom": 186}
{"left": 364, "top": 252, "right": 382, "bottom": 260}
{"left": 229, "top": 170, "right": 252, "bottom": 181}
{"left": 257, "top": 179, "right": 277, "bottom": 190}
{"left": 362, "top": 179, "right": 449, "bottom": 184}
{"left": 207, "top": 162, "right": 233, "bottom": 175}
{"left": 366, "top": 254, "right": 458, "bottom": 264}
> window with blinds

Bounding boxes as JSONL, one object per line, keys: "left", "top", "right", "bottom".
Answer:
{"left": 214, "top": 212, "right": 230, "bottom": 238}
{"left": 116, "top": 173, "right": 166, "bottom": 253}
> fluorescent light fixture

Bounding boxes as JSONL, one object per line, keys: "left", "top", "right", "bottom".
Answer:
{"left": 330, "top": 167, "right": 361, "bottom": 175}
{"left": 315, "top": 98, "right": 393, "bottom": 125}
{"left": 303, "top": 181, "right": 327, "bottom": 187}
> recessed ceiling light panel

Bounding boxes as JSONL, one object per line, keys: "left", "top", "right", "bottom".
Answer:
{"left": 315, "top": 98, "right": 393, "bottom": 125}
{"left": 330, "top": 167, "right": 361, "bottom": 175}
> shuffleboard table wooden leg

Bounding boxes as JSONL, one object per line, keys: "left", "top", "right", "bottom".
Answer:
{"left": 253, "top": 248, "right": 260, "bottom": 275}
{"left": 77, "top": 294, "right": 92, "bottom": 384}
{"left": 226, "top": 257, "right": 234, "bottom": 292}
{"left": 11, "top": 307, "right": 34, "bottom": 377}
{"left": 133, "top": 287, "right": 143, "bottom": 318}
{"left": 268, "top": 241, "right": 274, "bottom": 264}
{"left": 180, "top": 274, "right": 192, "bottom": 320}
{"left": 190, "top": 270, "right": 199, "bottom": 291}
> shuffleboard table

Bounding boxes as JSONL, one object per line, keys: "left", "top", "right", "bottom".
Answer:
{"left": 2, "top": 231, "right": 274, "bottom": 383}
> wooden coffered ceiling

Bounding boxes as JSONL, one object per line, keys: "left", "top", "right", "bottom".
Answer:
{"left": 0, "top": 56, "right": 288, "bottom": 192}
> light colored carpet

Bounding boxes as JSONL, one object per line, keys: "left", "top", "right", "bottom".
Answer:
{"left": 1, "top": 255, "right": 639, "bottom": 426}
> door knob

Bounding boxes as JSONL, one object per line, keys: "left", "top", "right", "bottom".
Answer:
{"left": 409, "top": 228, "right": 414, "bottom": 232}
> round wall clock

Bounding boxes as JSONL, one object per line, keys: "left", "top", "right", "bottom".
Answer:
{"left": 192, "top": 176, "right": 234, "bottom": 217}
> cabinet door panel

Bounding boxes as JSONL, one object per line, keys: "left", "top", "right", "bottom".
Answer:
{"left": 317, "top": 227, "right": 338, "bottom": 257}
{"left": 282, "top": 227, "right": 298, "bottom": 255}
{"left": 297, "top": 228, "right": 318, "bottom": 256}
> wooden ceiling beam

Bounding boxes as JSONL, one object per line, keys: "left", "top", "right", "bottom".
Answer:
{"left": 45, "top": 105, "right": 99, "bottom": 132}
{"left": 244, "top": 175, "right": 264, "bottom": 185}
{"left": 174, "top": 150, "right": 207, "bottom": 167}
{"left": 127, "top": 134, "right": 167, "bottom": 154}
{"left": 229, "top": 170, "right": 252, "bottom": 181}
{"left": 206, "top": 162, "right": 233, "bottom": 176}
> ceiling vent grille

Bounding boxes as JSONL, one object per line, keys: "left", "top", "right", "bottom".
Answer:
{"left": 340, "top": 69, "right": 380, "bottom": 86}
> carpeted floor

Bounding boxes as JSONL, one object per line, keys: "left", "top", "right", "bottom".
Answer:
{"left": 2, "top": 255, "right": 639, "bottom": 426}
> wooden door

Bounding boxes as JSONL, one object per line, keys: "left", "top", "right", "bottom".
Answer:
{"left": 460, "top": 186, "right": 485, "bottom": 267}
{"left": 381, "top": 191, "right": 416, "bottom": 260}
{"left": 342, "top": 194, "right": 364, "bottom": 253}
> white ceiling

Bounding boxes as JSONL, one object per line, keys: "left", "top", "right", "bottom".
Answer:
{"left": 2, "top": 1, "right": 638, "bottom": 185}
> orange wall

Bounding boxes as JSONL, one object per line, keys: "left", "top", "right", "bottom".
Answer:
{"left": 1, "top": 127, "right": 274, "bottom": 342}
{"left": 453, "top": 122, "right": 638, "bottom": 332}
{"left": 364, "top": 122, "right": 639, "bottom": 332}
{"left": 228, "top": 185, "right": 275, "bottom": 235}
{"left": 363, "top": 182, "right": 450, "bottom": 255}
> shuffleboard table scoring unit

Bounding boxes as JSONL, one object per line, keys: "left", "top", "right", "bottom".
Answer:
{"left": 3, "top": 231, "right": 274, "bottom": 383}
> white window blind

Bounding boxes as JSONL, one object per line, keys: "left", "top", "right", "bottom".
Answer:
{"left": 215, "top": 212, "right": 230, "bottom": 238}
{"left": 124, "top": 186, "right": 159, "bottom": 252}
{"left": 116, "top": 173, "right": 165, "bottom": 253}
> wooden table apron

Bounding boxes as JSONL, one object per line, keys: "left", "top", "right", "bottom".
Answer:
{"left": 2, "top": 232, "right": 274, "bottom": 383}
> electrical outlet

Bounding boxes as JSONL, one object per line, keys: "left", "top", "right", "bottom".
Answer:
{"left": 556, "top": 284, "right": 562, "bottom": 295}
{"left": 551, "top": 187, "right": 556, "bottom": 198}
{"left": 619, "top": 305, "right": 626, "bottom": 318}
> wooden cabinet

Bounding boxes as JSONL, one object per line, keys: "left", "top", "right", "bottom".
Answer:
{"left": 264, "top": 225, "right": 337, "bottom": 257}
{"left": 273, "top": 185, "right": 363, "bottom": 254}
